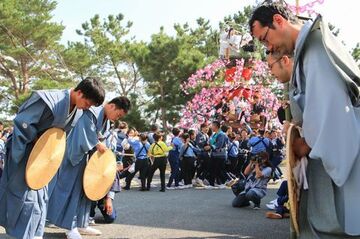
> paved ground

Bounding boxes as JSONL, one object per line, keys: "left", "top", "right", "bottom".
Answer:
{"left": 0, "top": 177, "right": 289, "bottom": 239}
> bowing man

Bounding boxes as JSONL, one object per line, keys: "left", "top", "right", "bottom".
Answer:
{"left": 47, "top": 96, "right": 130, "bottom": 239}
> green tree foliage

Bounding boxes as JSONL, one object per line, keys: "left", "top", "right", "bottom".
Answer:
{"left": 62, "top": 42, "right": 96, "bottom": 80}
{"left": 133, "top": 29, "right": 180, "bottom": 129}
{"left": 0, "top": 0, "right": 71, "bottom": 113}
{"left": 352, "top": 43, "right": 360, "bottom": 67}
{"left": 71, "top": 14, "right": 144, "bottom": 96}
{"left": 121, "top": 93, "right": 149, "bottom": 132}
{"left": 133, "top": 20, "right": 221, "bottom": 130}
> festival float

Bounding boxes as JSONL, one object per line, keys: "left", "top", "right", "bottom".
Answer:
{"left": 179, "top": 48, "right": 283, "bottom": 132}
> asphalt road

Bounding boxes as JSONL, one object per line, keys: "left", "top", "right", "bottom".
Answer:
{"left": 0, "top": 177, "right": 289, "bottom": 239}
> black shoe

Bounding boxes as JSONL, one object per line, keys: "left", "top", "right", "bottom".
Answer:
{"left": 122, "top": 186, "right": 130, "bottom": 190}
{"left": 159, "top": 189, "right": 165, "bottom": 192}
{"left": 139, "top": 188, "right": 147, "bottom": 191}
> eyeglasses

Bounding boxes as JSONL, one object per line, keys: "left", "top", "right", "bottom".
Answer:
{"left": 268, "top": 57, "right": 282, "bottom": 70}
{"left": 260, "top": 27, "right": 270, "bottom": 44}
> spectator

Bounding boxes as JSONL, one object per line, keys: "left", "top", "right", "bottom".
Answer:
{"left": 194, "top": 123, "right": 211, "bottom": 187}
{"left": 266, "top": 180, "right": 289, "bottom": 219}
{"left": 167, "top": 128, "right": 183, "bottom": 189}
{"left": 232, "top": 152, "right": 272, "bottom": 209}
{"left": 125, "top": 133, "right": 151, "bottom": 191}
{"left": 147, "top": 124, "right": 159, "bottom": 145}
{"left": 248, "top": 129, "right": 272, "bottom": 159}
{"left": 147, "top": 132, "right": 172, "bottom": 192}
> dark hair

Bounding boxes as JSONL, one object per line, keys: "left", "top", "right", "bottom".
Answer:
{"left": 153, "top": 132, "right": 163, "bottom": 142}
{"left": 259, "top": 129, "right": 265, "bottom": 136}
{"left": 249, "top": 0, "right": 298, "bottom": 34}
{"left": 240, "top": 129, "right": 248, "bottom": 134}
{"left": 139, "top": 133, "right": 148, "bottom": 142}
{"left": 172, "top": 127, "right": 181, "bottom": 136}
{"left": 150, "top": 124, "right": 158, "bottom": 132}
{"left": 74, "top": 77, "right": 105, "bottom": 106}
{"left": 108, "top": 96, "right": 131, "bottom": 113}
{"left": 258, "top": 151, "right": 272, "bottom": 168}
{"left": 229, "top": 132, "right": 236, "bottom": 140}
{"left": 188, "top": 129, "right": 195, "bottom": 137}
{"left": 0, "top": 121, "right": 3, "bottom": 125}
{"left": 212, "top": 121, "right": 221, "bottom": 129}
{"left": 200, "top": 123, "right": 208, "bottom": 129}
{"left": 181, "top": 133, "right": 190, "bottom": 141}
{"left": 221, "top": 125, "right": 229, "bottom": 133}
{"left": 227, "top": 28, "right": 234, "bottom": 39}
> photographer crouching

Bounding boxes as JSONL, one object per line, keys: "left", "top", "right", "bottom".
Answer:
{"left": 232, "top": 151, "right": 272, "bottom": 209}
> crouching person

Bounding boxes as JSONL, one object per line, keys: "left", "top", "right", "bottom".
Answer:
{"left": 232, "top": 152, "right": 272, "bottom": 209}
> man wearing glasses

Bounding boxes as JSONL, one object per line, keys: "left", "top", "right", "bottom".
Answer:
{"left": 250, "top": 1, "right": 360, "bottom": 239}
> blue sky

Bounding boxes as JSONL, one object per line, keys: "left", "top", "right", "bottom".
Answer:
{"left": 52, "top": 0, "right": 359, "bottom": 49}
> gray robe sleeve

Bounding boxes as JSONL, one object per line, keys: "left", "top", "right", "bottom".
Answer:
{"left": 11, "top": 94, "right": 52, "bottom": 164}
{"left": 301, "top": 30, "right": 360, "bottom": 187}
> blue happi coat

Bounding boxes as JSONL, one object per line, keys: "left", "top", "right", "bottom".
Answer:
{"left": 47, "top": 106, "right": 109, "bottom": 230}
{"left": 0, "top": 90, "right": 82, "bottom": 239}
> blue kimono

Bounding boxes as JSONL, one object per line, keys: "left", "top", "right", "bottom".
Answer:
{"left": 0, "top": 90, "right": 82, "bottom": 239}
{"left": 47, "top": 106, "right": 109, "bottom": 230}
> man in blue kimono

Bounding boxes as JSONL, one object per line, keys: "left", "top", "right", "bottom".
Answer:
{"left": 47, "top": 96, "right": 130, "bottom": 239}
{"left": 0, "top": 77, "right": 105, "bottom": 239}
{"left": 250, "top": 1, "right": 360, "bottom": 238}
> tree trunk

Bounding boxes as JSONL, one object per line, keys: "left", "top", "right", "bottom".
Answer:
{"left": 20, "top": 57, "right": 30, "bottom": 94}
{"left": 110, "top": 58, "right": 127, "bottom": 96}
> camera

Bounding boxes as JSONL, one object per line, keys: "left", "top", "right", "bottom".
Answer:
{"left": 251, "top": 154, "right": 263, "bottom": 164}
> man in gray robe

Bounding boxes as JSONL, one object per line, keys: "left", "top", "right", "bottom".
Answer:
{"left": 250, "top": 1, "right": 360, "bottom": 238}
{"left": 0, "top": 77, "right": 105, "bottom": 239}
{"left": 47, "top": 96, "right": 130, "bottom": 239}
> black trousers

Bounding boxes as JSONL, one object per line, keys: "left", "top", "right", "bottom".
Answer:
{"left": 232, "top": 189, "right": 261, "bottom": 208}
{"left": 125, "top": 159, "right": 150, "bottom": 189}
{"left": 196, "top": 153, "right": 210, "bottom": 180}
{"left": 209, "top": 156, "right": 226, "bottom": 186}
{"left": 90, "top": 198, "right": 117, "bottom": 223}
{"left": 227, "top": 156, "right": 238, "bottom": 176}
{"left": 182, "top": 156, "right": 196, "bottom": 185}
{"left": 147, "top": 157, "right": 167, "bottom": 190}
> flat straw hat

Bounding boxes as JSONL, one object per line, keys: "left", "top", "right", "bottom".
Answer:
{"left": 83, "top": 149, "right": 116, "bottom": 201}
{"left": 286, "top": 124, "right": 301, "bottom": 236}
{"left": 26, "top": 128, "right": 66, "bottom": 190}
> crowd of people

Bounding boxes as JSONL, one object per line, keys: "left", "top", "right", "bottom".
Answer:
{"left": 95, "top": 119, "right": 286, "bottom": 221}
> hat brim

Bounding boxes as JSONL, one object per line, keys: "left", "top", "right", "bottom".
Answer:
{"left": 26, "top": 128, "right": 66, "bottom": 190}
{"left": 83, "top": 149, "right": 116, "bottom": 201}
{"left": 286, "top": 124, "right": 301, "bottom": 236}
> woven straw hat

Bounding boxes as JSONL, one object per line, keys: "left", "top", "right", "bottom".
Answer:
{"left": 26, "top": 128, "right": 66, "bottom": 190}
{"left": 286, "top": 124, "right": 301, "bottom": 236}
{"left": 83, "top": 149, "right": 116, "bottom": 201}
